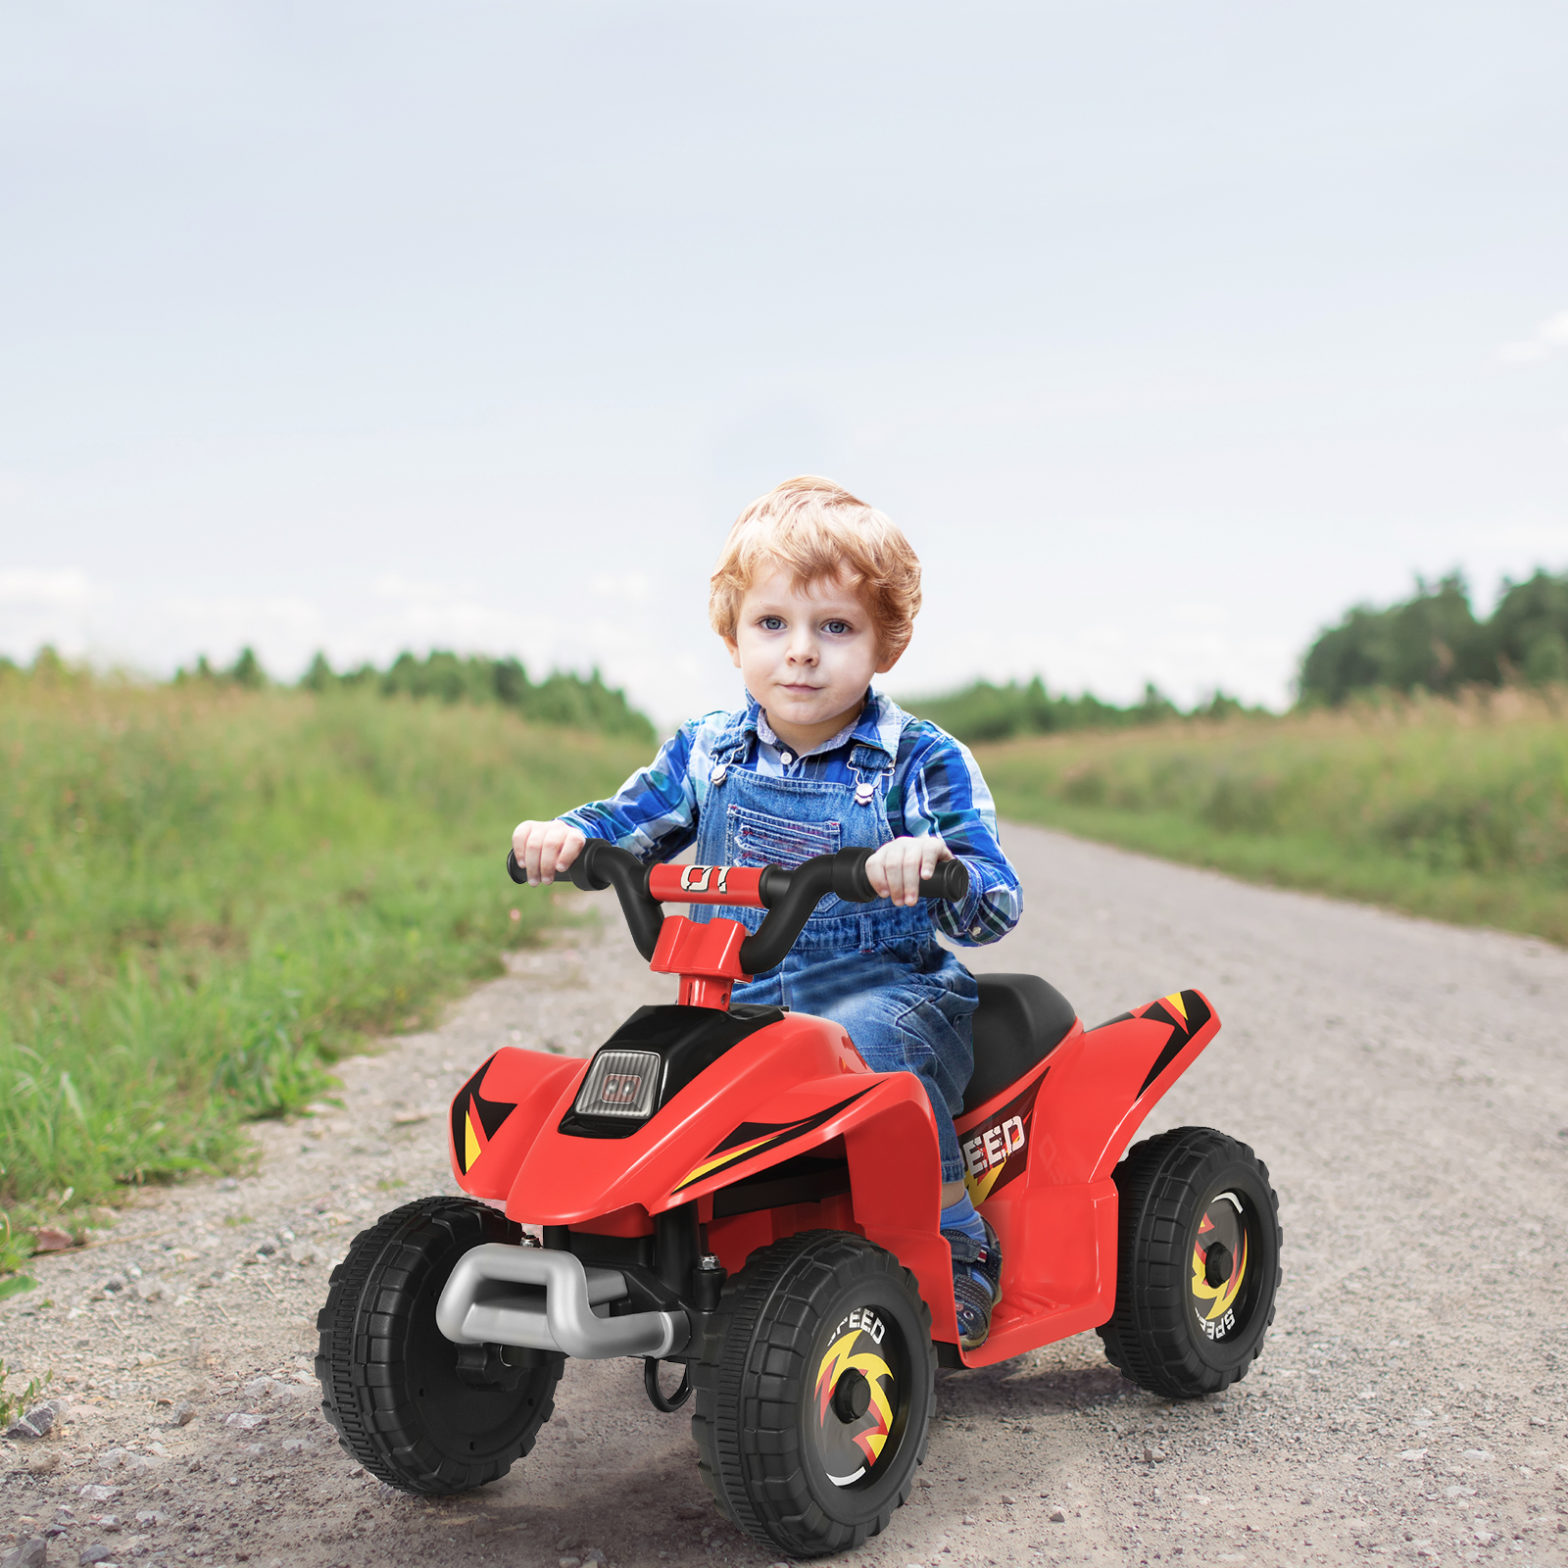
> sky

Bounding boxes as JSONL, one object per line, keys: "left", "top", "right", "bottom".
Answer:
{"left": 2, "top": 2, "right": 1566, "bottom": 729}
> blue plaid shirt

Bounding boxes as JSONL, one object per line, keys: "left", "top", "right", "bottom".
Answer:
{"left": 560, "top": 688, "right": 1023, "bottom": 945}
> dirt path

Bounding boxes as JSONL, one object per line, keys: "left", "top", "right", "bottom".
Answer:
{"left": 4, "top": 822, "right": 1567, "bottom": 1568}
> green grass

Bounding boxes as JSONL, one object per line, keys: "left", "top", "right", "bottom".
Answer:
{"left": 0, "top": 680, "right": 649, "bottom": 1261}
{"left": 977, "top": 687, "right": 1568, "bottom": 946}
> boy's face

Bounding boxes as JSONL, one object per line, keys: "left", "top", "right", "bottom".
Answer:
{"left": 724, "top": 567, "right": 898, "bottom": 751}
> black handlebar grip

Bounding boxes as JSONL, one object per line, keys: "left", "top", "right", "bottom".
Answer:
{"left": 828, "top": 849, "right": 876, "bottom": 902}
{"left": 824, "top": 847, "right": 969, "bottom": 904}
{"left": 505, "top": 847, "right": 594, "bottom": 891}
{"left": 919, "top": 858, "right": 969, "bottom": 902}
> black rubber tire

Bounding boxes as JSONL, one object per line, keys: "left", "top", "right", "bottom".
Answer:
{"left": 1097, "top": 1126, "right": 1282, "bottom": 1400}
{"left": 691, "top": 1229, "right": 936, "bottom": 1559}
{"left": 315, "top": 1196, "right": 563, "bottom": 1493}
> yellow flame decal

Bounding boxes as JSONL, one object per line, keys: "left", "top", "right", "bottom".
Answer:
{"left": 463, "top": 1111, "right": 481, "bottom": 1173}
{"left": 1191, "top": 1226, "right": 1248, "bottom": 1321}
{"left": 814, "top": 1331, "right": 894, "bottom": 1465}
{"left": 1163, "top": 991, "right": 1188, "bottom": 1022}
{"left": 964, "top": 1161, "right": 1005, "bottom": 1206}
{"left": 676, "top": 1130, "right": 778, "bottom": 1192}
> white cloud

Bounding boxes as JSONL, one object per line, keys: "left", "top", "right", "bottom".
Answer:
{"left": 1499, "top": 309, "right": 1568, "bottom": 364}
{"left": 589, "top": 572, "right": 652, "bottom": 604}
{"left": 0, "top": 569, "right": 114, "bottom": 665}
{"left": 1479, "top": 521, "right": 1568, "bottom": 555}
{"left": 160, "top": 593, "right": 324, "bottom": 632}
{"left": 0, "top": 568, "right": 107, "bottom": 608}
{"left": 1170, "top": 601, "right": 1226, "bottom": 627}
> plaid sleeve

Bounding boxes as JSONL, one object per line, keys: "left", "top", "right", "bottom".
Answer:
{"left": 895, "top": 724, "right": 1023, "bottom": 945}
{"left": 558, "top": 722, "right": 701, "bottom": 864}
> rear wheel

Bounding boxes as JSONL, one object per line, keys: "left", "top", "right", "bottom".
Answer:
{"left": 315, "top": 1196, "right": 563, "bottom": 1493}
{"left": 692, "top": 1230, "right": 935, "bottom": 1558}
{"left": 1097, "top": 1127, "right": 1281, "bottom": 1399}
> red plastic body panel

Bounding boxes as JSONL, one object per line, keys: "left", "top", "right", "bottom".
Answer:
{"left": 648, "top": 913, "right": 751, "bottom": 1008}
{"left": 949, "top": 988, "right": 1221, "bottom": 1366}
{"left": 448, "top": 1050, "right": 587, "bottom": 1201}
{"left": 447, "top": 986, "right": 1219, "bottom": 1363}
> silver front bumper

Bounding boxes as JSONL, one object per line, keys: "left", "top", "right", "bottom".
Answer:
{"left": 434, "top": 1243, "right": 689, "bottom": 1360}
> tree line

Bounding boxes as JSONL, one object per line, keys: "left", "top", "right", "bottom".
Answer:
{"left": 908, "top": 676, "right": 1260, "bottom": 745}
{"left": 246, "top": 648, "right": 653, "bottom": 741}
{"left": 2, "top": 645, "right": 653, "bottom": 744}
{"left": 910, "top": 565, "right": 1568, "bottom": 744}
{"left": 1296, "top": 567, "right": 1568, "bottom": 705}
{"left": 7, "top": 563, "right": 1563, "bottom": 746}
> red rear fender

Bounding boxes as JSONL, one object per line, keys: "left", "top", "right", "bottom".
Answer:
{"left": 1026, "top": 988, "right": 1220, "bottom": 1184}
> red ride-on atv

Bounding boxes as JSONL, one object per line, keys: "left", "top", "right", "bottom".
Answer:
{"left": 316, "top": 843, "right": 1282, "bottom": 1558}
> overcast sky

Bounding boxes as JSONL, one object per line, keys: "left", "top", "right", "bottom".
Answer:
{"left": 3, "top": 3, "right": 1565, "bottom": 728}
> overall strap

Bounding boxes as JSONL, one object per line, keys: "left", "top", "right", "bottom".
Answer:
{"left": 847, "top": 742, "right": 895, "bottom": 807}
{"left": 706, "top": 726, "right": 753, "bottom": 784}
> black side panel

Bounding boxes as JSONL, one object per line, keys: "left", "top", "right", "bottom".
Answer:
{"left": 710, "top": 1152, "right": 851, "bottom": 1217}
{"left": 559, "top": 1003, "right": 785, "bottom": 1139}
{"left": 961, "top": 974, "right": 1078, "bottom": 1114}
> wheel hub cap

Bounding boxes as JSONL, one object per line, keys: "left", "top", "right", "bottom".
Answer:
{"left": 811, "top": 1319, "right": 897, "bottom": 1487}
{"left": 1190, "top": 1191, "right": 1251, "bottom": 1338}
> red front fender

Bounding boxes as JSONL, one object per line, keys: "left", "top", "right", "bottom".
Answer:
{"left": 449, "top": 1049, "right": 587, "bottom": 1201}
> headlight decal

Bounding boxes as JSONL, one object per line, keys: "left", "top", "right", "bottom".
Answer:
{"left": 573, "top": 1049, "right": 663, "bottom": 1121}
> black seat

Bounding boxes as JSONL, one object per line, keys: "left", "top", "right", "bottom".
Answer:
{"left": 961, "top": 973, "right": 1078, "bottom": 1114}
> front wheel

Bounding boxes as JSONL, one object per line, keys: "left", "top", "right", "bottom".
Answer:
{"left": 1097, "top": 1127, "right": 1282, "bottom": 1399}
{"left": 692, "top": 1230, "right": 936, "bottom": 1558}
{"left": 315, "top": 1196, "right": 563, "bottom": 1493}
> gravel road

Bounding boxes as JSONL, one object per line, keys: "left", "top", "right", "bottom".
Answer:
{"left": 4, "top": 822, "right": 1566, "bottom": 1568}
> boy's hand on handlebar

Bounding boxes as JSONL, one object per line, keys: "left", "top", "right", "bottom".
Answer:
{"left": 865, "top": 834, "right": 953, "bottom": 908}
{"left": 511, "top": 820, "right": 587, "bottom": 885}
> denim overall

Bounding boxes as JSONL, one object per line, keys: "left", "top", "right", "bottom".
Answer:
{"left": 690, "top": 724, "right": 979, "bottom": 1184}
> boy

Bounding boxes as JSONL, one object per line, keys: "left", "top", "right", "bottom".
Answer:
{"left": 512, "top": 476, "right": 1023, "bottom": 1348}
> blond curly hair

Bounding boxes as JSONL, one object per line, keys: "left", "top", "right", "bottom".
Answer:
{"left": 708, "top": 476, "right": 923, "bottom": 663}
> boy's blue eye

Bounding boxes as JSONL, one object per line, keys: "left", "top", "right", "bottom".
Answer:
{"left": 759, "top": 615, "right": 785, "bottom": 631}
{"left": 823, "top": 620, "right": 852, "bottom": 635}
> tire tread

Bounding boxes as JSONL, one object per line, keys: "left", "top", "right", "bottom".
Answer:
{"left": 691, "top": 1230, "right": 934, "bottom": 1557}
{"left": 1097, "top": 1127, "right": 1282, "bottom": 1400}
{"left": 315, "top": 1196, "right": 560, "bottom": 1494}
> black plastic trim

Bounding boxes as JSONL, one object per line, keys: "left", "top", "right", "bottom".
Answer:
{"left": 509, "top": 842, "right": 969, "bottom": 976}
{"left": 739, "top": 850, "right": 968, "bottom": 975}
{"left": 558, "top": 1003, "right": 785, "bottom": 1139}
{"left": 961, "top": 973, "right": 1078, "bottom": 1115}
{"left": 508, "top": 842, "right": 665, "bottom": 960}
{"left": 710, "top": 1152, "right": 851, "bottom": 1218}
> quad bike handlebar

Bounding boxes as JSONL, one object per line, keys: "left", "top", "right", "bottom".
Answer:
{"left": 506, "top": 841, "right": 968, "bottom": 972}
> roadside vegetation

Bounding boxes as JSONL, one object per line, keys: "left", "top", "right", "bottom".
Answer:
{"left": 975, "top": 686, "right": 1568, "bottom": 946}
{"left": 0, "top": 667, "right": 648, "bottom": 1289}
{"left": 911, "top": 567, "right": 1568, "bottom": 947}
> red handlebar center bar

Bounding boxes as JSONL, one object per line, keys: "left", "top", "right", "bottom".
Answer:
{"left": 647, "top": 863, "right": 765, "bottom": 907}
